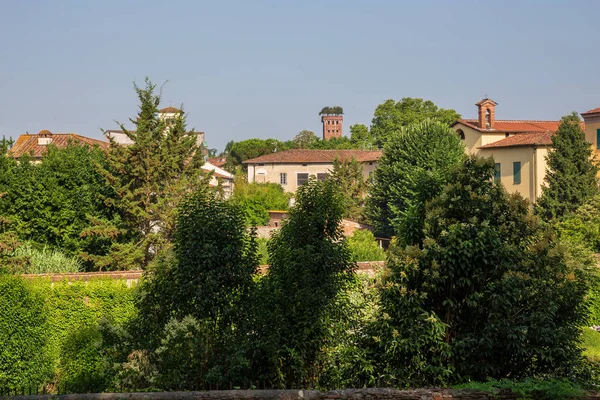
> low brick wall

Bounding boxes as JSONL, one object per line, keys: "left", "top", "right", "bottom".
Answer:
{"left": 2, "top": 388, "right": 599, "bottom": 400}
{"left": 21, "top": 262, "right": 386, "bottom": 283}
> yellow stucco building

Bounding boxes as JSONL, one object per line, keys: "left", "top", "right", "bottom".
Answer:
{"left": 451, "top": 99, "right": 564, "bottom": 203}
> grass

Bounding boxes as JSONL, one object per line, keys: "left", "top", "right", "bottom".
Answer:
{"left": 582, "top": 327, "right": 600, "bottom": 362}
{"left": 13, "top": 242, "right": 82, "bottom": 274}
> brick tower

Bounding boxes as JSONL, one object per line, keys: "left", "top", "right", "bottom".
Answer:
{"left": 476, "top": 98, "right": 497, "bottom": 130}
{"left": 321, "top": 114, "right": 343, "bottom": 140}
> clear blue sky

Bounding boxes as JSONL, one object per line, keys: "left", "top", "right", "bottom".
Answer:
{"left": 1, "top": 0, "right": 599, "bottom": 152}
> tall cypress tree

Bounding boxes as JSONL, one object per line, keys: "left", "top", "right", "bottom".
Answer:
{"left": 82, "top": 78, "right": 210, "bottom": 270}
{"left": 537, "top": 112, "right": 598, "bottom": 220}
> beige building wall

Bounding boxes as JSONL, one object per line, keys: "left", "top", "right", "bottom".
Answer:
{"left": 583, "top": 114, "right": 600, "bottom": 176}
{"left": 247, "top": 161, "right": 378, "bottom": 193}
{"left": 456, "top": 125, "right": 482, "bottom": 154}
{"left": 478, "top": 146, "right": 549, "bottom": 203}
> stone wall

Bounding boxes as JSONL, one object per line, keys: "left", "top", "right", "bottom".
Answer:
{"left": 3, "top": 388, "right": 600, "bottom": 400}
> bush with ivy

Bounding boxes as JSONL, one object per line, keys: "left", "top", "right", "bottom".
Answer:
{"left": 0, "top": 275, "right": 53, "bottom": 391}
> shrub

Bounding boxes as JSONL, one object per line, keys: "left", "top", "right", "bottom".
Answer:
{"left": 0, "top": 275, "right": 53, "bottom": 391}
{"left": 454, "top": 378, "right": 584, "bottom": 400}
{"left": 347, "top": 230, "right": 386, "bottom": 262}
{"left": 56, "top": 326, "right": 108, "bottom": 394}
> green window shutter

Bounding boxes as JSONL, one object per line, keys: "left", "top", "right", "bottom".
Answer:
{"left": 596, "top": 129, "right": 600, "bottom": 149}
{"left": 494, "top": 163, "right": 501, "bottom": 183}
{"left": 513, "top": 162, "right": 521, "bottom": 185}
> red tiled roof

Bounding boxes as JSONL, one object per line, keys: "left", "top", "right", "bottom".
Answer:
{"left": 9, "top": 131, "right": 109, "bottom": 159}
{"left": 453, "top": 119, "right": 561, "bottom": 133}
{"left": 478, "top": 131, "right": 554, "bottom": 149}
{"left": 207, "top": 157, "right": 227, "bottom": 168}
{"left": 159, "top": 107, "right": 182, "bottom": 114}
{"left": 243, "top": 149, "right": 382, "bottom": 164}
{"left": 582, "top": 107, "right": 600, "bottom": 115}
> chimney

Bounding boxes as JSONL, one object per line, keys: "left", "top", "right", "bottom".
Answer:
{"left": 476, "top": 99, "right": 497, "bottom": 130}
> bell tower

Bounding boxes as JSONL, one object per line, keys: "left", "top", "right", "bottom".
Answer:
{"left": 476, "top": 98, "right": 497, "bottom": 130}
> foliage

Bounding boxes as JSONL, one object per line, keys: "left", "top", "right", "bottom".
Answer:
{"left": 154, "top": 316, "right": 214, "bottom": 390}
{"left": 83, "top": 78, "right": 210, "bottom": 270}
{"left": 257, "top": 238, "right": 269, "bottom": 265}
{"left": 256, "top": 178, "right": 356, "bottom": 387}
{"left": 11, "top": 242, "right": 82, "bottom": 274}
{"left": 367, "top": 119, "right": 464, "bottom": 240}
{"left": 582, "top": 328, "right": 600, "bottom": 362}
{"left": 329, "top": 157, "right": 369, "bottom": 221}
{"left": 555, "top": 194, "right": 600, "bottom": 253}
{"left": 56, "top": 326, "right": 107, "bottom": 394}
{"left": 370, "top": 157, "right": 590, "bottom": 387}
{"left": 293, "top": 130, "right": 319, "bottom": 148}
{"left": 347, "top": 230, "right": 386, "bottom": 262}
{"left": 0, "top": 143, "right": 114, "bottom": 268}
{"left": 370, "top": 98, "right": 460, "bottom": 146}
{"left": 454, "top": 378, "right": 584, "bottom": 400}
{"left": 308, "top": 136, "right": 357, "bottom": 150}
{"left": 230, "top": 175, "right": 291, "bottom": 226}
{"left": 537, "top": 113, "right": 598, "bottom": 221}
{"left": 349, "top": 124, "right": 376, "bottom": 150}
{"left": 0, "top": 276, "right": 53, "bottom": 391}
{"left": 319, "top": 106, "right": 344, "bottom": 115}
{"left": 225, "top": 138, "right": 291, "bottom": 171}
{"left": 132, "top": 190, "right": 258, "bottom": 387}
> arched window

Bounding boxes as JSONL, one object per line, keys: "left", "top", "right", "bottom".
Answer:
{"left": 457, "top": 129, "right": 465, "bottom": 140}
{"left": 485, "top": 109, "right": 491, "bottom": 128}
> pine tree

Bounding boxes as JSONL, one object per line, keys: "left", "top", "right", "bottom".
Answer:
{"left": 537, "top": 112, "right": 598, "bottom": 220}
{"left": 82, "top": 78, "right": 210, "bottom": 270}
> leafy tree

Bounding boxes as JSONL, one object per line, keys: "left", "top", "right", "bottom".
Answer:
{"left": 537, "top": 113, "right": 598, "bottom": 221}
{"left": 255, "top": 178, "right": 355, "bottom": 387}
{"left": 349, "top": 124, "right": 375, "bottom": 149}
{"left": 319, "top": 106, "right": 344, "bottom": 115}
{"left": 83, "top": 78, "right": 210, "bottom": 270}
{"left": 309, "top": 136, "right": 357, "bottom": 150}
{"left": 230, "top": 174, "right": 291, "bottom": 226}
{"left": 225, "top": 138, "right": 290, "bottom": 171}
{"left": 133, "top": 190, "right": 258, "bottom": 386}
{"left": 370, "top": 156, "right": 589, "bottom": 386}
{"left": 330, "top": 157, "right": 369, "bottom": 221}
{"left": 293, "top": 130, "right": 319, "bottom": 148}
{"left": 367, "top": 119, "right": 464, "bottom": 241}
{"left": 370, "top": 98, "right": 460, "bottom": 146}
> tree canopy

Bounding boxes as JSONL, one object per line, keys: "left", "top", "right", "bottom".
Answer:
{"left": 367, "top": 119, "right": 465, "bottom": 241}
{"left": 370, "top": 98, "right": 460, "bottom": 146}
{"left": 319, "top": 106, "right": 344, "bottom": 115}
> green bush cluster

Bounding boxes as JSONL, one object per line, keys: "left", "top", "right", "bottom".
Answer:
{"left": 346, "top": 230, "right": 386, "bottom": 262}
{"left": 12, "top": 242, "right": 82, "bottom": 274}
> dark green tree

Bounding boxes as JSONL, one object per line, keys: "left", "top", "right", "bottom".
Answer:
{"left": 319, "top": 106, "right": 344, "bottom": 115}
{"left": 224, "top": 138, "right": 290, "bottom": 171}
{"left": 367, "top": 119, "right": 464, "bottom": 241}
{"left": 371, "top": 156, "right": 590, "bottom": 386}
{"left": 255, "top": 178, "right": 355, "bottom": 387}
{"left": 133, "top": 190, "right": 258, "bottom": 386}
{"left": 537, "top": 112, "right": 598, "bottom": 221}
{"left": 371, "top": 98, "right": 460, "bottom": 146}
{"left": 83, "top": 78, "right": 210, "bottom": 270}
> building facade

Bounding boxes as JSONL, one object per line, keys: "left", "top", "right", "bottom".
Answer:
{"left": 244, "top": 149, "right": 381, "bottom": 193}
{"left": 322, "top": 114, "right": 343, "bottom": 140}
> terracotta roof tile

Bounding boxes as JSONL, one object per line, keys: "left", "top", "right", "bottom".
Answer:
{"left": 158, "top": 106, "right": 182, "bottom": 114}
{"left": 454, "top": 119, "right": 561, "bottom": 133}
{"left": 243, "top": 149, "right": 382, "bottom": 164}
{"left": 582, "top": 107, "right": 600, "bottom": 115}
{"left": 9, "top": 131, "right": 109, "bottom": 159}
{"left": 479, "top": 132, "right": 554, "bottom": 149}
{"left": 207, "top": 157, "right": 227, "bottom": 168}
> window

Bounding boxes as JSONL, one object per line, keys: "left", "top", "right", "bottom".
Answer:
{"left": 596, "top": 129, "right": 600, "bottom": 149}
{"left": 297, "top": 173, "right": 309, "bottom": 186}
{"left": 513, "top": 162, "right": 521, "bottom": 185}
{"left": 494, "top": 163, "right": 501, "bottom": 183}
{"left": 457, "top": 129, "right": 465, "bottom": 140}
{"left": 280, "top": 172, "right": 287, "bottom": 185}
{"left": 505, "top": 133, "right": 510, "bottom": 138}
{"left": 317, "top": 173, "right": 329, "bottom": 181}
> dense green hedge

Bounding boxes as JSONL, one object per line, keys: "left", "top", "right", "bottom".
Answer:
{"left": 0, "top": 276, "right": 136, "bottom": 392}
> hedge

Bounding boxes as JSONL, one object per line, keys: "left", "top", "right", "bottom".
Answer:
{"left": 0, "top": 276, "right": 136, "bottom": 392}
